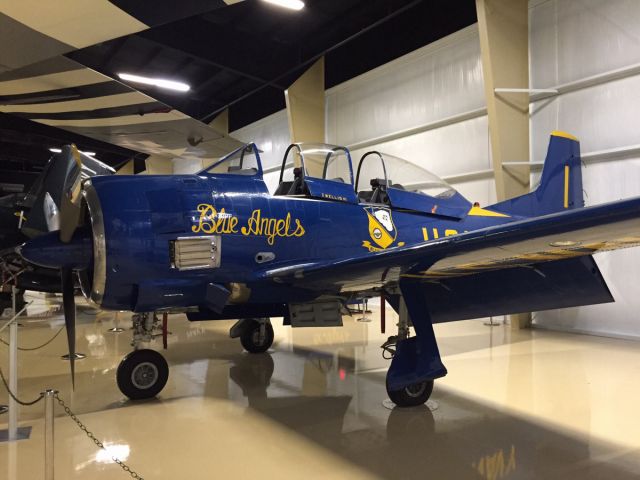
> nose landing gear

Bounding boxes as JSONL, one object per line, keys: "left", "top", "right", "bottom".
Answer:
{"left": 117, "top": 312, "right": 169, "bottom": 400}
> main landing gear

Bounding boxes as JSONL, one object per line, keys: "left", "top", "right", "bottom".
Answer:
{"left": 231, "top": 318, "right": 274, "bottom": 353}
{"left": 382, "top": 296, "right": 440, "bottom": 408}
{"left": 386, "top": 377, "right": 434, "bottom": 407}
{"left": 116, "top": 314, "right": 274, "bottom": 400}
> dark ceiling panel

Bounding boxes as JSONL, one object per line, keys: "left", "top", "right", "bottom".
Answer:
{"left": 107, "top": 0, "right": 230, "bottom": 27}
{"left": 1, "top": 0, "right": 477, "bottom": 180}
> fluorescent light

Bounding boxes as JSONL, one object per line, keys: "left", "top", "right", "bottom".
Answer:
{"left": 118, "top": 73, "right": 190, "bottom": 92}
{"left": 262, "top": 0, "right": 304, "bottom": 11}
{"left": 49, "top": 148, "right": 95, "bottom": 156}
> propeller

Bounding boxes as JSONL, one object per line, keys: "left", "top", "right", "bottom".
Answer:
{"left": 59, "top": 145, "right": 84, "bottom": 243}
{"left": 57, "top": 144, "right": 85, "bottom": 388}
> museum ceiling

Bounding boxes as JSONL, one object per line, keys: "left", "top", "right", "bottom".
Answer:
{"left": 0, "top": 0, "right": 476, "bottom": 191}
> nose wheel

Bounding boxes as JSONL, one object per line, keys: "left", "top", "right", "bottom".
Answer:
{"left": 117, "top": 349, "right": 169, "bottom": 400}
{"left": 240, "top": 319, "right": 274, "bottom": 353}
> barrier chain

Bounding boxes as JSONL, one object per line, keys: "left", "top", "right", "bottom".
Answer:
{"left": 53, "top": 393, "right": 144, "bottom": 480}
{"left": 0, "top": 369, "right": 144, "bottom": 478}
{"left": 0, "top": 326, "right": 64, "bottom": 351}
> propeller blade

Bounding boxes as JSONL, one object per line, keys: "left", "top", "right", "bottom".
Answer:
{"left": 61, "top": 268, "right": 76, "bottom": 389}
{"left": 43, "top": 192, "right": 60, "bottom": 232}
{"left": 59, "top": 144, "right": 84, "bottom": 243}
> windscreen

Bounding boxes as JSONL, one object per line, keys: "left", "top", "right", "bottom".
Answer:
{"left": 204, "top": 144, "right": 260, "bottom": 176}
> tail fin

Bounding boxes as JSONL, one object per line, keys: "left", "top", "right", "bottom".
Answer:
{"left": 490, "top": 131, "right": 583, "bottom": 217}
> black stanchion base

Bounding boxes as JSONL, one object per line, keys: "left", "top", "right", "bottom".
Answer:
{"left": 0, "top": 426, "right": 31, "bottom": 442}
{"left": 61, "top": 353, "right": 87, "bottom": 360}
{"left": 0, "top": 405, "right": 7, "bottom": 415}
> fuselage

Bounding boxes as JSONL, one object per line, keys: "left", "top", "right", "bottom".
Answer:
{"left": 83, "top": 173, "right": 519, "bottom": 312}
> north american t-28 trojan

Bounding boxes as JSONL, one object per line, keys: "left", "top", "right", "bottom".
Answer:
{"left": 19, "top": 132, "right": 640, "bottom": 406}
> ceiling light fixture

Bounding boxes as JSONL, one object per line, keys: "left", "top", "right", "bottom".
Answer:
{"left": 117, "top": 73, "right": 190, "bottom": 92}
{"left": 262, "top": 0, "right": 305, "bottom": 11}
{"left": 49, "top": 148, "right": 96, "bottom": 156}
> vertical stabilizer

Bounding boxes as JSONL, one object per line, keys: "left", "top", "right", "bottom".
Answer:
{"left": 490, "top": 131, "right": 583, "bottom": 217}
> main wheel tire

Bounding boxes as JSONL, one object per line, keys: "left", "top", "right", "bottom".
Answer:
{"left": 240, "top": 320, "right": 274, "bottom": 353}
{"left": 386, "top": 378, "right": 434, "bottom": 407}
{"left": 116, "top": 349, "right": 169, "bottom": 400}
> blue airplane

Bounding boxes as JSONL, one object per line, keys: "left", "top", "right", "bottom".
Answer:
{"left": 19, "top": 132, "right": 640, "bottom": 405}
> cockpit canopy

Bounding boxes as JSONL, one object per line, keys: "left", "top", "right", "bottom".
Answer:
{"left": 355, "top": 151, "right": 456, "bottom": 201}
{"left": 354, "top": 151, "right": 469, "bottom": 217}
{"left": 200, "top": 142, "right": 469, "bottom": 216}
{"left": 274, "top": 143, "right": 358, "bottom": 203}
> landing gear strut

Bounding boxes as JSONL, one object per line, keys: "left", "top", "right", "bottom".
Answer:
{"left": 384, "top": 296, "right": 436, "bottom": 408}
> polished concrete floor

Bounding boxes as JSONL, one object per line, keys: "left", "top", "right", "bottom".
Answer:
{"left": 1, "top": 293, "right": 640, "bottom": 479}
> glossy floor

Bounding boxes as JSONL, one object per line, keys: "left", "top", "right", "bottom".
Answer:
{"left": 1, "top": 293, "right": 640, "bottom": 479}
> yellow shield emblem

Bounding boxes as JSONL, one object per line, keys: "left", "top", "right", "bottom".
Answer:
{"left": 363, "top": 207, "right": 402, "bottom": 251}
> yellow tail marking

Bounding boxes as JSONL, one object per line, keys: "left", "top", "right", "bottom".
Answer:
{"left": 422, "top": 227, "right": 429, "bottom": 241}
{"left": 432, "top": 228, "right": 439, "bottom": 239}
{"left": 467, "top": 206, "right": 509, "bottom": 218}
{"left": 551, "top": 130, "right": 579, "bottom": 141}
{"left": 563, "top": 165, "right": 570, "bottom": 209}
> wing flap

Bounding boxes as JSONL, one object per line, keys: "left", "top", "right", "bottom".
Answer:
{"left": 424, "top": 255, "right": 613, "bottom": 323}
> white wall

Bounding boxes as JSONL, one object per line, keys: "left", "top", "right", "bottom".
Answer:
{"left": 231, "top": 0, "right": 640, "bottom": 339}
{"left": 530, "top": 0, "right": 640, "bottom": 338}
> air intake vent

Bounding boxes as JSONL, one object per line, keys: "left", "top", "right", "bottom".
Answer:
{"left": 170, "top": 236, "right": 221, "bottom": 270}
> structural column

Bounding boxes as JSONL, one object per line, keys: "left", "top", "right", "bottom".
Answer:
{"left": 476, "top": 0, "right": 530, "bottom": 200}
{"left": 285, "top": 57, "right": 325, "bottom": 177}
{"left": 476, "top": 0, "right": 531, "bottom": 328}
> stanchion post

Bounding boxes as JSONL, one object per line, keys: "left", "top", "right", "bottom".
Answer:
{"left": 43, "top": 389, "right": 57, "bottom": 480}
{"left": 8, "top": 287, "right": 18, "bottom": 441}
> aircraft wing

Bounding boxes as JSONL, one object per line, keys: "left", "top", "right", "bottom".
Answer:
{"left": 262, "top": 196, "right": 640, "bottom": 298}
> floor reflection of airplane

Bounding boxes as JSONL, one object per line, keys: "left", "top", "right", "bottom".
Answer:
{"left": 229, "top": 349, "right": 632, "bottom": 480}
{"left": 19, "top": 132, "right": 640, "bottom": 407}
